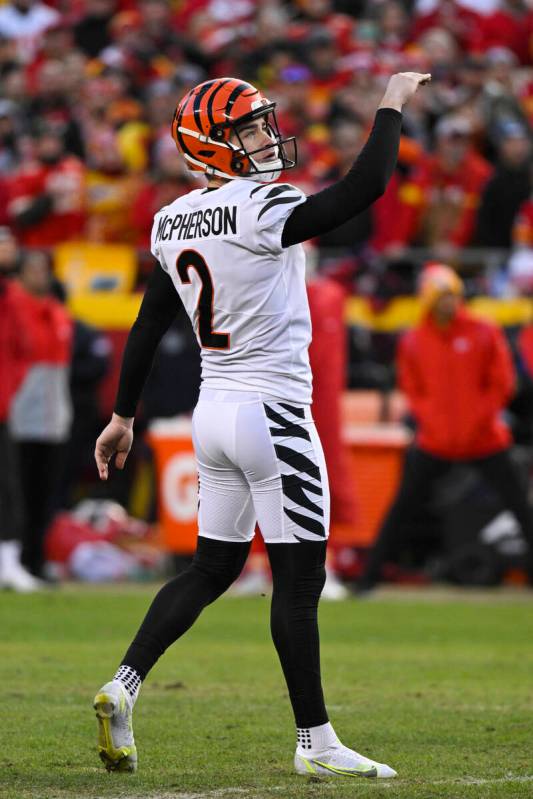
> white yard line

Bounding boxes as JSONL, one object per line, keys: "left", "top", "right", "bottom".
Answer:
{"left": 106, "top": 790, "right": 252, "bottom": 799}
{"left": 106, "top": 775, "right": 533, "bottom": 798}
{"left": 426, "top": 774, "right": 533, "bottom": 787}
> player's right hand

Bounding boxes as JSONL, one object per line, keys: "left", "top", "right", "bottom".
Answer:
{"left": 380, "top": 72, "right": 432, "bottom": 110}
{"left": 94, "top": 414, "right": 134, "bottom": 481}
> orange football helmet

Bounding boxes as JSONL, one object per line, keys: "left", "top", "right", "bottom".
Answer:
{"left": 171, "top": 77, "right": 297, "bottom": 183}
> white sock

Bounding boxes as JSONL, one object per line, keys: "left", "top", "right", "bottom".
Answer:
{"left": 297, "top": 721, "right": 339, "bottom": 753}
{"left": 114, "top": 665, "right": 142, "bottom": 704}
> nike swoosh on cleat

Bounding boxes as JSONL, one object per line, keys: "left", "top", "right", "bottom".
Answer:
{"left": 299, "top": 756, "right": 318, "bottom": 774}
{"left": 313, "top": 759, "right": 378, "bottom": 778}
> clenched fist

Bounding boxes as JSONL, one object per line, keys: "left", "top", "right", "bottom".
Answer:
{"left": 379, "top": 72, "right": 432, "bottom": 112}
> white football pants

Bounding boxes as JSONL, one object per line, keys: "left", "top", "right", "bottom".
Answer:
{"left": 192, "top": 389, "right": 330, "bottom": 544}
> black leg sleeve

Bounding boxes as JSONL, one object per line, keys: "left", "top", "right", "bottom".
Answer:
{"left": 121, "top": 536, "right": 251, "bottom": 678}
{"left": 282, "top": 108, "right": 402, "bottom": 247}
{"left": 360, "top": 447, "right": 449, "bottom": 588}
{"left": 266, "top": 540, "right": 328, "bottom": 729}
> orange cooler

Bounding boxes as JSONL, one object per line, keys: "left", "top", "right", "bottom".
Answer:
{"left": 147, "top": 418, "right": 199, "bottom": 554}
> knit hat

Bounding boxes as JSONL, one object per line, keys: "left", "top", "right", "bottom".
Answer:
{"left": 419, "top": 262, "right": 463, "bottom": 311}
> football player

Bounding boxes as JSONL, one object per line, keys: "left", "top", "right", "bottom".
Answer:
{"left": 93, "top": 72, "right": 430, "bottom": 778}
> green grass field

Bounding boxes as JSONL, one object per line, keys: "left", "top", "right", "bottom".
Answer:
{"left": 1, "top": 585, "right": 533, "bottom": 799}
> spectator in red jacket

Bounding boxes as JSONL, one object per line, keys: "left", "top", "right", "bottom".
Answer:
{"left": 0, "top": 227, "right": 41, "bottom": 591}
{"left": 472, "top": 0, "right": 530, "bottom": 63}
{"left": 387, "top": 116, "right": 492, "bottom": 261}
{"left": 9, "top": 249, "right": 73, "bottom": 579}
{"left": 359, "top": 263, "right": 533, "bottom": 590}
{"left": 7, "top": 124, "right": 86, "bottom": 247}
{"left": 412, "top": 0, "right": 482, "bottom": 53}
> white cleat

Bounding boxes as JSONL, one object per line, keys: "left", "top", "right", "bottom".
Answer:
{"left": 321, "top": 568, "right": 349, "bottom": 601}
{"left": 0, "top": 541, "right": 44, "bottom": 593}
{"left": 295, "top": 742, "right": 397, "bottom": 779}
{"left": 0, "top": 564, "right": 44, "bottom": 593}
{"left": 93, "top": 680, "right": 137, "bottom": 772}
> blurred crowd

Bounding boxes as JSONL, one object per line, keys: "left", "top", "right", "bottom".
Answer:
{"left": 2, "top": 0, "right": 533, "bottom": 590}
{"left": 0, "top": 0, "right": 531, "bottom": 294}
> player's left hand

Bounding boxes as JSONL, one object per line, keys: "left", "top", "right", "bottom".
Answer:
{"left": 94, "top": 414, "right": 134, "bottom": 481}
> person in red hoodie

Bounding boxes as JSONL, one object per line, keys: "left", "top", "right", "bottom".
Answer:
{"left": 0, "top": 227, "right": 41, "bottom": 591}
{"left": 386, "top": 117, "right": 492, "bottom": 261}
{"left": 9, "top": 248, "right": 73, "bottom": 579}
{"left": 359, "top": 263, "right": 533, "bottom": 590}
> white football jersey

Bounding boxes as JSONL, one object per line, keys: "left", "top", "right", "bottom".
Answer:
{"left": 151, "top": 178, "right": 313, "bottom": 403}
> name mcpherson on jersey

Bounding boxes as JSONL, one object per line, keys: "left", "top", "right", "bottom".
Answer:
{"left": 155, "top": 205, "right": 238, "bottom": 243}
{"left": 151, "top": 179, "right": 313, "bottom": 404}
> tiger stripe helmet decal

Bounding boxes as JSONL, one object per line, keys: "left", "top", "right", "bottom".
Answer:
{"left": 172, "top": 77, "right": 297, "bottom": 182}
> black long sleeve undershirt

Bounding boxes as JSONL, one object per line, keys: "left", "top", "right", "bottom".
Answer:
{"left": 114, "top": 107, "right": 402, "bottom": 417}
{"left": 281, "top": 108, "right": 401, "bottom": 247}
{"left": 114, "top": 266, "right": 181, "bottom": 417}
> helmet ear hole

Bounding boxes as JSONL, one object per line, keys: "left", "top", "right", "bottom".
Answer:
{"left": 210, "top": 125, "right": 226, "bottom": 142}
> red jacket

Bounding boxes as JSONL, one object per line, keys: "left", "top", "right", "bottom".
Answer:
{"left": 8, "top": 289, "right": 73, "bottom": 442}
{"left": 7, "top": 156, "right": 86, "bottom": 247}
{"left": 390, "top": 150, "right": 492, "bottom": 248}
{"left": 411, "top": 2, "right": 482, "bottom": 52}
{"left": 398, "top": 308, "right": 514, "bottom": 460}
{"left": 472, "top": 9, "right": 530, "bottom": 63}
{"left": 23, "top": 294, "right": 72, "bottom": 365}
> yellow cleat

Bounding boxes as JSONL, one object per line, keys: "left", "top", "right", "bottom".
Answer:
{"left": 94, "top": 681, "right": 137, "bottom": 773}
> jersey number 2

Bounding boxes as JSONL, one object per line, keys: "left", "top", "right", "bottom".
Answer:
{"left": 176, "top": 249, "right": 230, "bottom": 350}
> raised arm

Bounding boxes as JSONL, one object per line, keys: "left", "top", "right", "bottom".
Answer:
{"left": 95, "top": 266, "right": 182, "bottom": 480}
{"left": 282, "top": 72, "right": 430, "bottom": 248}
